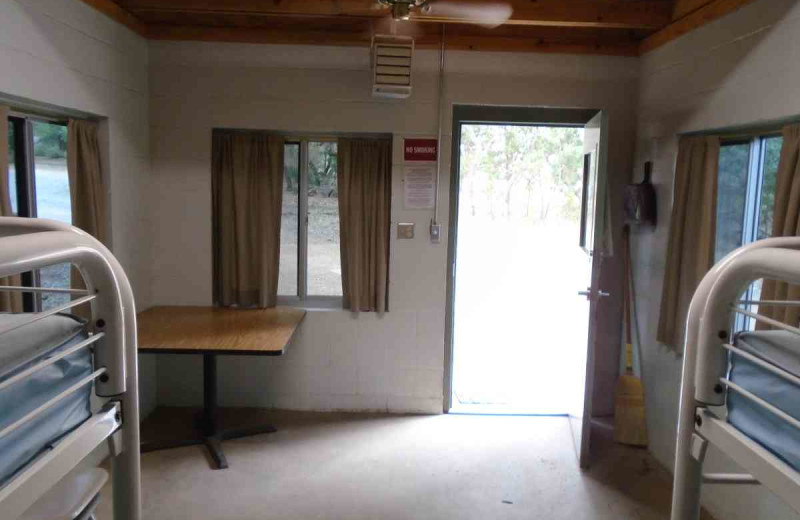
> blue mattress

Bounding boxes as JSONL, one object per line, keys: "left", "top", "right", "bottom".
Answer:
{"left": 0, "top": 313, "right": 92, "bottom": 487}
{"left": 728, "top": 330, "right": 800, "bottom": 470}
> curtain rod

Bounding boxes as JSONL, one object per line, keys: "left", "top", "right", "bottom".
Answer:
{"left": 213, "top": 128, "right": 392, "bottom": 140}
{"left": 680, "top": 113, "right": 800, "bottom": 140}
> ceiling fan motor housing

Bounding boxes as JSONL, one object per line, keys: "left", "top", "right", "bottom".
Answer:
{"left": 371, "top": 34, "right": 414, "bottom": 99}
{"left": 379, "top": 0, "right": 428, "bottom": 20}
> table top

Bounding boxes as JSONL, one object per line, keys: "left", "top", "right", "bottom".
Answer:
{"left": 137, "top": 306, "right": 306, "bottom": 355}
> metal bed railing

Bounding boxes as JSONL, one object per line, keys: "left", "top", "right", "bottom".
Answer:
{"left": 672, "top": 237, "right": 800, "bottom": 520}
{"left": 0, "top": 217, "right": 141, "bottom": 520}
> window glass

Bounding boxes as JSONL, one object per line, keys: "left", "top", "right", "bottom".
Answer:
{"left": 7, "top": 120, "right": 17, "bottom": 215}
{"left": 32, "top": 121, "right": 71, "bottom": 310}
{"left": 279, "top": 143, "right": 300, "bottom": 296}
{"left": 757, "top": 136, "right": 782, "bottom": 240}
{"left": 743, "top": 136, "right": 783, "bottom": 330}
{"left": 307, "top": 141, "right": 342, "bottom": 296}
{"left": 715, "top": 135, "right": 784, "bottom": 331}
{"left": 715, "top": 143, "right": 750, "bottom": 262}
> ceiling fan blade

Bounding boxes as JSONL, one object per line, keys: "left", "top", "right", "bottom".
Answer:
{"left": 421, "top": 1, "right": 512, "bottom": 28}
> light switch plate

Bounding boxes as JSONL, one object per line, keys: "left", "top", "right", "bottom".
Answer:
{"left": 397, "top": 222, "right": 415, "bottom": 239}
{"left": 430, "top": 223, "right": 441, "bottom": 243}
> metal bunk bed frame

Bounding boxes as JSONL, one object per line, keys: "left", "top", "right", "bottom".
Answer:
{"left": 673, "top": 237, "right": 800, "bottom": 519}
{"left": 0, "top": 217, "right": 141, "bottom": 520}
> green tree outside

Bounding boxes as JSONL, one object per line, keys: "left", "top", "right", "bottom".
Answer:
{"left": 459, "top": 124, "right": 584, "bottom": 222}
{"left": 32, "top": 121, "right": 67, "bottom": 159}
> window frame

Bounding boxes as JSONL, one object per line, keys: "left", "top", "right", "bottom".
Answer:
{"left": 9, "top": 116, "right": 32, "bottom": 217}
{"left": 6, "top": 114, "right": 70, "bottom": 312}
{"left": 8, "top": 116, "right": 36, "bottom": 311}
{"left": 278, "top": 136, "right": 343, "bottom": 308}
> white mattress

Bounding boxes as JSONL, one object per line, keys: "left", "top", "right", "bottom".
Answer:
{"left": 728, "top": 330, "right": 800, "bottom": 470}
{"left": 0, "top": 313, "right": 92, "bottom": 487}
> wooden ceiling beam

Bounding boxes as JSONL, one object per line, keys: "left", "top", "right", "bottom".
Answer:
{"left": 639, "top": 0, "right": 756, "bottom": 53}
{"left": 146, "top": 24, "right": 639, "bottom": 56}
{"left": 78, "top": 0, "right": 147, "bottom": 36}
{"left": 117, "top": 0, "right": 673, "bottom": 30}
{"left": 670, "top": 0, "right": 715, "bottom": 20}
{"left": 442, "top": 35, "right": 639, "bottom": 55}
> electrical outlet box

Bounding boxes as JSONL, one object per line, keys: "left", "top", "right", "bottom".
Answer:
{"left": 397, "top": 223, "right": 415, "bottom": 239}
{"left": 430, "top": 223, "right": 441, "bottom": 243}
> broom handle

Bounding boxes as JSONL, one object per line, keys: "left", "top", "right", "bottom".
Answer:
{"left": 623, "top": 225, "right": 634, "bottom": 373}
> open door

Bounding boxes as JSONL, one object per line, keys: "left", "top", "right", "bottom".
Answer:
{"left": 568, "top": 110, "right": 609, "bottom": 469}
{"left": 444, "top": 105, "right": 610, "bottom": 467}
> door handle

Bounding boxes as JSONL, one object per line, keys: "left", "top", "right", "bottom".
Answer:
{"left": 578, "top": 288, "right": 610, "bottom": 299}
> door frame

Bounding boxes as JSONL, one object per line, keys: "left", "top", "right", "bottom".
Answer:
{"left": 443, "top": 104, "right": 605, "bottom": 416}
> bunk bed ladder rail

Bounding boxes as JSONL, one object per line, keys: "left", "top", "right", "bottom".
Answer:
{"left": 672, "top": 237, "right": 800, "bottom": 520}
{"left": 0, "top": 217, "right": 141, "bottom": 520}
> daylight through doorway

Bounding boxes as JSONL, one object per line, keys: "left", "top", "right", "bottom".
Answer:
{"left": 450, "top": 124, "right": 590, "bottom": 415}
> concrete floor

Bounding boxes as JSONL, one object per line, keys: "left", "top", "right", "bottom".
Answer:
{"left": 97, "top": 411, "right": 711, "bottom": 520}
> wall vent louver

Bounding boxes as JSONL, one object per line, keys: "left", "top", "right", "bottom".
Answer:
{"left": 372, "top": 35, "right": 413, "bottom": 99}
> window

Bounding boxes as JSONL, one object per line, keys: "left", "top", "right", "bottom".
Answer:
{"left": 279, "top": 139, "right": 342, "bottom": 301}
{"left": 5, "top": 116, "right": 71, "bottom": 311}
{"left": 7, "top": 120, "right": 17, "bottom": 216}
{"left": 715, "top": 142, "right": 749, "bottom": 262}
{"left": 715, "top": 134, "right": 782, "bottom": 329}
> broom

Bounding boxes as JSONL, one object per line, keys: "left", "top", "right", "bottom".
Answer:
{"left": 614, "top": 225, "right": 648, "bottom": 447}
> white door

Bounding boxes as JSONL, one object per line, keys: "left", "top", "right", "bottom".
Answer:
{"left": 568, "top": 110, "right": 609, "bottom": 469}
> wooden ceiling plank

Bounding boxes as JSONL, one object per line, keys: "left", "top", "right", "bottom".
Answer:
{"left": 146, "top": 23, "right": 639, "bottom": 56}
{"left": 138, "top": 10, "right": 642, "bottom": 43}
{"left": 415, "top": 0, "right": 673, "bottom": 29}
{"left": 443, "top": 35, "right": 639, "bottom": 55}
{"left": 671, "top": 0, "right": 715, "bottom": 20}
{"left": 640, "top": 0, "right": 756, "bottom": 53}
{"left": 78, "top": 0, "right": 147, "bottom": 36}
{"left": 118, "top": 0, "right": 383, "bottom": 17}
{"left": 117, "top": 0, "right": 673, "bottom": 30}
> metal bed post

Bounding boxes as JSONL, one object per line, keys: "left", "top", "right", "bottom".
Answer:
{"left": 672, "top": 237, "right": 800, "bottom": 520}
{"left": 0, "top": 217, "right": 141, "bottom": 520}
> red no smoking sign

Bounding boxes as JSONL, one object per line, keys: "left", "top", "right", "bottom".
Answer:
{"left": 404, "top": 138, "right": 438, "bottom": 162}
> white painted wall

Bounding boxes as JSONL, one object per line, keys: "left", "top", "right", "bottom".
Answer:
{"left": 632, "top": 1, "right": 800, "bottom": 518}
{"left": 147, "top": 42, "right": 637, "bottom": 415}
{"left": 0, "top": 0, "right": 157, "bottom": 417}
{"left": 5, "top": 2, "right": 800, "bottom": 515}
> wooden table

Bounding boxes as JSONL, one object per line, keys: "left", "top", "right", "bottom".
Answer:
{"left": 137, "top": 306, "right": 306, "bottom": 469}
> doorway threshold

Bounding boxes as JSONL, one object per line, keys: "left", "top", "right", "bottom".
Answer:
{"left": 449, "top": 403, "right": 568, "bottom": 417}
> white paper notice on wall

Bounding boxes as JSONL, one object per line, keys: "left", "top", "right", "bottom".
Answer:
{"left": 404, "top": 164, "right": 436, "bottom": 209}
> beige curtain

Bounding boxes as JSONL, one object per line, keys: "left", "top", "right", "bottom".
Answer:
{"left": 337, "top": 137, "right": 391, "bottom": 313}
{"left": 657, "top": 136, "right": 720, "bottom": 350}
{"left": 212, "top": 131, "right": 284, "bottom": 308}
{"left": 67, "top": 119, "right": 108, "bottom": 310}
{"left": 0, "top": 105, "right": 22, "bottom": 312}
{"left": 67, "top": 119, "right": 108, "bottom": 243}
{"left": 759, "top": 124, "right": 800, "bottom": 326}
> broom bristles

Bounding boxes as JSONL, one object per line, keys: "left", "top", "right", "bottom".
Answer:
{"left": 614, "top": 373, "right": 648, "bottom": 447}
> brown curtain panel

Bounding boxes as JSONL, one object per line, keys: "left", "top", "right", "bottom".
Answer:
{"left": 337, "top": 137, "right": 392, "bottom": 313}
{"left": 0, "top": 105, "right": 22, "bottom": 312}
{"left": 759, "top": 124, "right": 800, "bottom": 326}
{"left": 67, "top": 119, "right": 108, "bottom": 313}
{"left": 212, "top": 131, "right": 284, "bottom": 308}
{"left": 657, "top": 136, "right": 720, "bottom": 351}
{"left": 67, "top": 119, "right": 108, "bottom": 243}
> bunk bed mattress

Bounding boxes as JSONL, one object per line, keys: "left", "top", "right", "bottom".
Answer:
{"left": 728, "top": 330, "right": 800, "bottom": 471}
{"left": 0, "top": 313, "right": 92, "bottom": 487}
